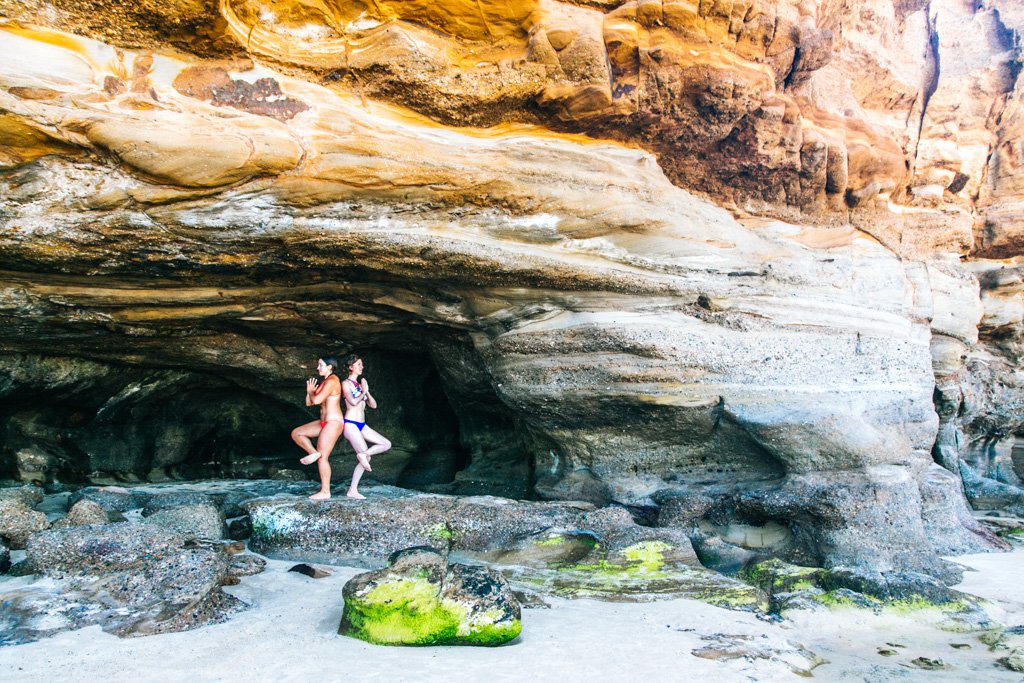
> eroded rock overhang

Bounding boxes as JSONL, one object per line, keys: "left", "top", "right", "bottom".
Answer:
{"left": 0, "top": 22, "right": 1013, "bottom": 575}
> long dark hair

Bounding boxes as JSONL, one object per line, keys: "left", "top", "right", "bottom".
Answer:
{"left": 342, "top": 353, "right": 361, "bottom": 377}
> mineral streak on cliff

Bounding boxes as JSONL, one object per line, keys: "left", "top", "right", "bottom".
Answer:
{"left": 0, "top": 1, "right": 1022, "bottom": 578}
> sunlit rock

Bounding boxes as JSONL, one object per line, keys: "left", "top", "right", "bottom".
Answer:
{"left": 0, "top": 6, "right": 1021, "bottom": 582}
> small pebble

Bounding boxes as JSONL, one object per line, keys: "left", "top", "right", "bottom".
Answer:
{"left": 289, "top": 563, "right": 333, "bottom": 579}
{"left": 949, "top": 643, "right": 971, "bottom": 650}
{"left": 910, "top": 657, "right": 947, "bottom": 670}
{"left": 877, "top": 649, "right": 898, "bottom": 657}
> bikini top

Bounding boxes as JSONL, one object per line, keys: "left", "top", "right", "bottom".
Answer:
{"left": 345, "top": 378, "right": 365, "bottom": 398}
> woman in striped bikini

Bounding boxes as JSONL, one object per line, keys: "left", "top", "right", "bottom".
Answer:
{"left": 339, "top": 354, "right": 391, "bottom": 499}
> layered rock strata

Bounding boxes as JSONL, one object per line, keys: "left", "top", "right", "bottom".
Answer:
{"left": 0, "top": 2, "right": 1022, "bottom": 581}
{"left": 4, "top": 0, "right": 1021, "bottom": 239}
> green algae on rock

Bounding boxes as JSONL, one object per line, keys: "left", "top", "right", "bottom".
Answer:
{"left": 502, "top": 539, "right": 767, "bottom": 611}
{"left": 339, "top": 547, "right": 521, "bottom": 646}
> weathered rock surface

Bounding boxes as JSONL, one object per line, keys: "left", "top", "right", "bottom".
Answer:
{"left": 4, "top": 0, "right": 1019, "bottom": 239}
{"left": 245, "top": 490, "right": 698, "bottom": 564}
{"left": 246, "top": 491, "right": 603, "bottom": 565}
{"left": 142, "top": 491, "right": 218, "bottom": 516}
{"left": 50, "top": 499, "right": 111, "bottom": 529}
{"left": 247, "top": 489, "right": 767, "bottom": 608}
{"left": 228, "top": 553, "right": 267, "bottom": 578}
{"left": 144, "top": 503, "right": 227, "bottom": 540}
{"left": 0, "top": 485, "right": 43, "bottom": 507}
{"left": 68, "top": 486, "right": 150, "bottom": 513}
{"left": 0, "top": 3, "right": 1022, "bottom": 581}
{"left": 339, "top": 546, "right": 521, "bottom": 646}
{"left": 0, "top": 497, "right": 49, "bottom": 550}
{"left": 0, "top": 522, "right": 242, "bottom": 645}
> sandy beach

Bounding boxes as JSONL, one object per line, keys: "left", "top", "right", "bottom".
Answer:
{"left": 2, "top": 546, "right": 1021, "bottom": 683}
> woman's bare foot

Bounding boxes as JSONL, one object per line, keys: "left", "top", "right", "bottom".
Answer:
{"left": 346, "top": 491, "right": 366, "bottom": 499}
{"left": 300, "top": 451, "right": 322, "bottom": 466}
{"left": 309, "top": 491, "right": 331, "bottom": 500}
{"left": 356, "top": 452, "right": 372, "bottom": 472}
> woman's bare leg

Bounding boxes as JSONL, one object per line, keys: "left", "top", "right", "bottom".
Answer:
{"left": 352, "top": 425, "right": 391, "bottom": 473}
{"left": 309, "top": 421, "right": 342, "bottom": 500}
{"left": 343, "top": 423, "right": 373, "bottom": 472}
{"left": 343, "top": 423, "right": 374, "bottom": 496}
{"left": 347, "top": 464, "right": 367, "bottom": 499}
{"left": 291, "top": 421, "right": 322, "bottom": 464}
{"left": 359, "top": 426, "right": 392, "bottom": 458}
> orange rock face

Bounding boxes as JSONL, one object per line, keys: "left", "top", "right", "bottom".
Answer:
{"left": 0, "top": 2, "right": 1022, "bottom": 574}
{"left": 4, "top": 0, "right": 1020, "bottom": 260}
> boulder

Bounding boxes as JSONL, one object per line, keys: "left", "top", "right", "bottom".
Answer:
{"left": 144, "top": 503, "right": 227, "bottom": 540}
{"left": 142, "top": 491, "right": 218, "bottom": 516}
{"left": 50, "top": 499, "right": 111, "bottom": 529}
{"left": 490, "top": 530, "right": 600, "bottom": 567}
{"left": 68, "top": 486, "right": 149, "bottom": 513}
{"left": 0, "top": 485, "right": 44, "bottom": 507}
{"left": 245, "top": 493, "right": 599, "bottom": 565}
{"left": 25, "top": 522, "right": 186, "bottom": 576}
{"left": 340, "top": 547, "right": 521, "bottom": 646}
{"left": 737, "top": 469, "right": 973, "bottom": 581}
{"left": 0, "top": 498, "right": 49, "bottom": 549}
{"left": 0, "top": 522, "right": 241, "bottom": 644}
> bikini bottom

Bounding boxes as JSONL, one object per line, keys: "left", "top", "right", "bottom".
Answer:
{"left": 320, "top": 418, "right": 343, "bottom": 429}
{"left": 344, "top": 419, "right": 366, "bottom": 431}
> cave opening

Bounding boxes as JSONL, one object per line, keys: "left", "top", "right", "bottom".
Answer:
{"left": 0, "top": 344, "right": 533, "bottom": 499}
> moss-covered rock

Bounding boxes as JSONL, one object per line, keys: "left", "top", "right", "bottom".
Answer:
{"left": 491, "top": 530, "right": 599, "bottom": 566}
{"left": 502, "top": 538, "right": 767, "bottom": 611}
{"left": 339, "top": 547, "right": 521, "bottom": 646}
{"left": 741, "top": 558, "right": 823, "bottom": 595}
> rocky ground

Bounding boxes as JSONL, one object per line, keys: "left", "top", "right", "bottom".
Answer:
{"left": 1, "top": 3, "right": 1024, "bottom": 675}
{"left": 1, "top": 544, "right": 1022, "bottom": 681}
{"left": 1, "top": 479, "right": 1023, "bottom": 680}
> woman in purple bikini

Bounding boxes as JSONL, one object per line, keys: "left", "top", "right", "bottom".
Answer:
{"left": 339, "top": 354, "right": 391, "bottom": 499}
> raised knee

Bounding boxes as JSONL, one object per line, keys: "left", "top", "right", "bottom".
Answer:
{"left": 290, "top": 428, "right": 302, "bottom": 440}
{"left": 382, "top": 439, "right": 392, "bottom": 452}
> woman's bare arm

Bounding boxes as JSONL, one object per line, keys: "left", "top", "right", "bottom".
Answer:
{"left": 361, "top": 378, "right": 377, "bottom": 409}
{"left": 309, "top": 376, "right": 339, "bottom": 405}
{"left": 342, "top": 378, "right": 366, "bottom": 408}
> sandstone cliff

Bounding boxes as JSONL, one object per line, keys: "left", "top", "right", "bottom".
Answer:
{"left": 0, "top": 1, "right": 1021, "bottom": 577}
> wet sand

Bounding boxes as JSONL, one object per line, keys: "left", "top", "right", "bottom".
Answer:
{"left": 1, "top": 547, "right": 1021, "bottom": 682}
